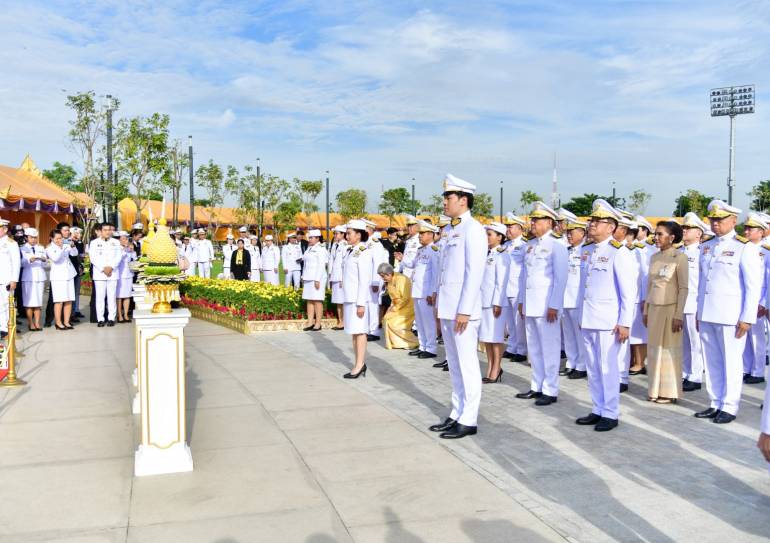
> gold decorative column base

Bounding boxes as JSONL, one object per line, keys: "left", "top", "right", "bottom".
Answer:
{"left": 146, "top": 284, "right": 180, "bottom": 314}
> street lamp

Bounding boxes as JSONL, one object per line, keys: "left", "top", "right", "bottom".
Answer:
{"left": 188, "top": 136, "right": 194, "bottom": 229}
{"left": 710, "top": 84, "right": 755, "bottom": 205}
{"left": 325, "top": 170, "right": 330, "bottom": 246}
{"left": 499, "top": 180, "right": 504, "bottom": 220}
{"left": 103, "top": 94, "right": 119, "bottom": 224}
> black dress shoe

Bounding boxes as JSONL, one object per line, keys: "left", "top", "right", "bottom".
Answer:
{"left": 440, "top": 423, "right": 477, "bottom": 439}
{"left": 568, "top": 370, "right": 587, "bottom": 380}
{"left": 97, "top": 321, "right": 106, "bottom": 328}
{"left": 366, "top": 334, "right": 380, "bottom": 341}
{"left": 515, "top": 390, "right": 542, "bottom": 399}
{"left": 619, "top": 383, "right": 628, "bottom": 393}
{"left": 442, "top": 364, "right": 449, "bottom": 372}
{"left": 576, "top": 413, "right": 602, "bottom": 425}
{"left": 74, "top": 312, "right": 85, "bottom": 319}
{"left": 559, "top": 368, "right": 573, "bottom": 376}
{"left": 429, "top": 418, "right": 457, "bottom": 432}
{"left": 408, "top": 349, "right": 422, "bottom": 356}
{"left": 418, "top": 351, "right": 437, "bottom": 359}
{"left": 560, "top": 350, "right": 567, "bottom": 359}
{"left": 70, "top": 317, "right": 81, "bottom": 324}
{"left": 694, "top": 407, "right": 720, "bottom": 419}
{"left": 713, "top": 411, "right": 736, "bottom": 424}
{"left": 594, "top": 417, "right": 619, "bottom": 432}
{"left": 629, "top": 367, "right": 646, "bottom": 376}
{"left": 437, "top": 336, "right": 443, "bottom": 345}
{"left": 682, "top": 380, "right": 702, "bottom": 392}
{"left": 107, "top": 320, "right": 115, "bottom": 327}
{"left": 433, "top": 359, "right": 448, "bottom": 369}
{"left": 511, "top": 354, "right": 528, "bottom": 362}
{"left": 534, "top": 394, "right": 557, "bottom": 406}
{"left": 502, "top": 351, "right": 515, "bottom": 360}
{"left": 744, "top": 375, "right": 765, "bottom": 384}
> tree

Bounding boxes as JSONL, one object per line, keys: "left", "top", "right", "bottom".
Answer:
{"left": 627, "top": 189, "right": 652, "bottom": 215}
{"left": 474, "top": 192, "right": 494, "bottom": 218}
{"left": 113, "top": 113, "right": 170, "bottom": 222}
{"left": 43, "top": 162, "right": 80, "bottom": 191}
{"left": 748, "top": 180, "right": 770, "bottom": 212}
{"left": 336, "top": 189, "right": 367, "bottom": 220}
{"left": 294, "top": 179, "right": 323, "bottom": 215}
{"left": 423, "top": 194, "right": 444, "bottom": 216}
{"left": 65, "top": 91, "right": 112, "bottom": 239}
{"left": 224, "top": 164, "right": 260, "bottom": 226}
{"left": 273, "top": 194, "right": 303, "bottom": 237}
{"left": 673, "top": 189, "right": 713, "bottom": 216}
{"left": 562, "top": 193, "right": 601, "bottom": 216}
{"left": 520, "top": 190, "right": 542, "bottom": 211}
{"left": 379, "top": 187, "right": 418, "bottom": 220}
{"left": 160, "top": 139, "right": 189, "bottom": 227}
{"left": 195, "top": 160, "right": 225, "bottom": 231}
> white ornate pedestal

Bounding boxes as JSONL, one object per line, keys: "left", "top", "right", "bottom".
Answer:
{"left": 133, "top": 308, "right": 194, "bottom": 477}
{"left": 131, "top": 284, "right": 153, "bottom": 403}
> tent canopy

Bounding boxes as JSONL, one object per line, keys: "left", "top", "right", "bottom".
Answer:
{"left": 0, "top": 155, "right": 80, "bottom": 211}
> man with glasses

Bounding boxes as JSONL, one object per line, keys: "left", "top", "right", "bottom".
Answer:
{"left": 695, "top": 200, "right": 761, "bottom": 424}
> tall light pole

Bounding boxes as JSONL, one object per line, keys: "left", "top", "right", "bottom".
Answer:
{"left": 325, "top": 171, "right": 330, "bottom": 246}
{"left": 499, "top": 180, "right": 504, "bottom": 220}
{"left": 256, "top": 158, "right": 262, "bottom": 238}
{"left": 411, "top": 178, "right": 416, "bottom": 215}
{"left": 611, "top": 180, "right": 616, "bottom": 204}
{"left": 188, "top": 136, "right": 194, "bottom": 229}
{"left": 104, "top": 95, "right": 118, "bottom": 224}
{"left": 711, "top": 85, "right": 755, "bottom": 205}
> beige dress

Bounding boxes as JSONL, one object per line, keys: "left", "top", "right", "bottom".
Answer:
{"left": 644, "top": 247, "right": 688, "bottom": 400}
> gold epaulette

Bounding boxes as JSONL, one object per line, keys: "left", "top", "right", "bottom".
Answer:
{"left": 634, "top": 241, "right": 645, "bottom": 249}
{"left": 646, "top": 235, "right": 655, "bottom": 245}
{"left": 431, "top": 245, "right": 439, "bottom": 251}
{"left": 496, "top": 245, "right": 506, "bottom": 252}
{"left": 626, "top": 243, "right": 636, "bottom": 250}
{"left": 550, "top": 232, "right": 562, "bottom": 239}
{"left": 610, "top": 239, "right": 622, "bottom": 249}
{"left": 583, "top": 241, "right": 594, "bottom": 247}
{"left": 673, "top": 242, "right": 683, "bottom": 249}
{"left": 736, "top": 235, "right": 749, "bottom": 244}
{"left": 763, "top": 244, "right": 770, "bottom": 252}
{"left": 357, "top": 243, "right": 367, "bottom": 251}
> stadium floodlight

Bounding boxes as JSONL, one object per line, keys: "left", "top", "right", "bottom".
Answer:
{"left": 710, "top": 85, "right": 755, "bottom": 204}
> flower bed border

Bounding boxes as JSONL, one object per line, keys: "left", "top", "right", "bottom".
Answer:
{"left": 185, "top": 304, "right": 340, "bottom": 334}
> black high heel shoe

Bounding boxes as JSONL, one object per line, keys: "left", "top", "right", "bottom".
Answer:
{"left": 55, "top": 324, "right": 67, "bottom": 331}
{"left": 482, "top": 369, "right": 503, "bottom": 384}
{"left": 344, "top": 365, "right": 367, "bottom": 379}
{"left": 302, "top": 325, "right": 315, "bottom": 331}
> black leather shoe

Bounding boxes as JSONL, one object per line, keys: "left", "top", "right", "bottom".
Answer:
{"left": 568, "top": 370, "right": 587, "bottom": 380}
{"left": 107, "top": 320, "right": 115, "bottom": 327}
{"left": 744, "top": 375, "right": 765, "bottom": 384}
{"left": 502, "top": 351, "right": 515, "bottom": 360}
{"left": 440, "top": 423, "right": 477, "bottom": 439}
{"left": 560, "top": 350, "right": 567, "bottom": 359}
{"left": 682, "top": 380, "right": 702, "bottom": 391}
{"left": 302, "top": 325, "right": 315, "bottom": 331}
{"left": 442, "top": 364, "right": 449, "bottom": 372}
{"left": 366, "top": 334, "right": 380, "bottom": 341}
{"left": 515, "top": 390, "right": 542, "bottom": 399}
{"left": 576, "top": 413, "right": 602, "bottom": 425}
{"left": 433, "top": 359, "right": 448, "bottom": 369}
{"left": 594, "top": 417, "right": 619, "bottom": 432}
{"left": 408, "top": 349, "right": 422, "bottom": 356}
{"left": 511, "top": 354, "right": 528, "bottom": 363}
{"left": 418, "top": 351, "right": 437, "bottom": 359}
{"left": 534, "top": 394, "right": 557, "bottom": 406}
{"left": 629, "top": 367, "right": 646, "bottom": 376}
{"left": 70, "top": 317, "right": 81, "bottom": 324}
{"left": 619, "top": 383, "right": 628, "bottom": 393}
{"left": 713, "top": 411, "right": 736, "bottom": 424}
{"left": 74, "top": 312, "right": 85, "bottom": 319}
{"left": 694, "top": 407, "right": 720, "bottom": 419}
{"left": 429, "top": 418, "right": 457, "bottom": 432}
{"left": 559, "top": 368, "right": 573, "bottom": 376}
{"left": 97, "top": 321, "right": 106, "bottom": 328}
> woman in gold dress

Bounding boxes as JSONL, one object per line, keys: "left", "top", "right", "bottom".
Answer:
{"left": 377, "top": 262, "right": 419, "bottom": 350}
{"left": 644, "top": 221, "right": 688, "bottom": 403}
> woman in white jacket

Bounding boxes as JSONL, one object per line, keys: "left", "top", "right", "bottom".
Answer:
{"left": 46, "top": 229, "right": 77, "bottom": 330}
{"left": 301, "top": 229, "right": 329, "bottom": 331}
{"left": 480, "top": 222, "right": 511, "bottom": 383}
{"left": 341, "top": 220, "right": 374, "bottom": 378}
{"left": 115, "top": 231, "right": 137, "bottom": 323}
{"left": 20, "top": 228, "right": 48, "bottom": 331}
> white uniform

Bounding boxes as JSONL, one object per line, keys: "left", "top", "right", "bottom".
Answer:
{"left": 301, "top": 243, "right": 328, "bottom": 301}
{"left": 504, "top": 236, "right": 527, "bottom": 356}
{"left": 116, "top": 247, "right": 136, "bottom": 298}
{"left": 88, "top": 237, "right": 121, "bottom": 321}
{"left": 519, "top": 231, "right": 568, "bottom": 397}
{"left": 20, "top": 243, "right": 47, "bottom": 307}
{"left": 0, "top": 235, "right": 20, "bottom": 332}
{"left": 329, "top": 240, "right": 347, "bottom": 304}
{"left": 400, "top": 234, "right": 420, "bottom": 280}
{"left": 618, "top": 244, "right": 640, "bottom": 385}
{"left": 367, "top": 238, "right": 389, "bottom": 335}
{"left": 409, "top": 244, "right": 440, "bottom": 354}
{"left": 47, "top": 243, "right": 78, "bottom": 303}
{"left": 261, "top": 244, "right": 280, "bottom": 285}
{"left": 195, "top": 238, "right": 214, "bottom": 278}
{"left": 437, "top": 211, "right": 487, "bottom": 427}
{"left": 579, "top": 238, "right": 637, "bottom": 420}
{"left": 630, "top": 239, "right": 656, "bottom": 345}
{"left": 479, "top": 245, "right": 511, "bottom": 344}
{"left": 282, "top": 242, "right": 303, "bottom": 289}
{"left": 181, "top": 243, "right": 197, "bottom": 276}
{"left": 743, "top": 242, "right": 769, "bottom": 378}
{"left": 563, "top": 241, "right": 585, "bottom": 371}
{"left": 342, "top": 242, "right": 373, "bottom": 334}
{"left": 247, "top": 243, "right": 261, "bottom": 282}
{"left": 221, "top": 242, "right": 236, "bottom": 279}
{"left": 680, "top": 242, "right": 705, "bottom": 383}
{"left": 697, "top": 231, "right": 762, "bottom": 416}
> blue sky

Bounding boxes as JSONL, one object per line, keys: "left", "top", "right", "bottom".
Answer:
{"left": 1, "top": 0, "right": 769, "bottom": 215}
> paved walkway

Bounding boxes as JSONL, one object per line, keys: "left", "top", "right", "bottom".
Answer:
{"left": 0, "top": 316, "right": 565, "bottom": 543}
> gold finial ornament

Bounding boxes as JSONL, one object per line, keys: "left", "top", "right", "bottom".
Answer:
{"left": 0, "top": 293, "right": 27, "bottom": 387}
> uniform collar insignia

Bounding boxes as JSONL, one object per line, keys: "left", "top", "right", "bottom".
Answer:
{"left": 450, "top": 217, "right": 462, "bottom": 227}
{"left": 609, "top": 239, "right": 622, "bottom": 249}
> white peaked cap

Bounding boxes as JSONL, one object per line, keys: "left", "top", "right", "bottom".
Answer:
{"left": 744, "top": 212, "right": 769, "bottom": 230}
{"left": 707, "top": 199, "right": 742, "bottom": 218}
{"left": 226, "top": 234, "right": 234, "bottom": 239}
{"left": 503, "top": 212, "right": 527, "bottom": 227}
{"left": 484, "top": 222, "right": 507, "bottom": 236}
{"left": 264, "top": 235, "right": 273, "bottom": 241}
{"left": 417, "top": 220, "right": 439, "bottom": 233}
{"left": 287, "top": 232, "right": 297, "bottom": 237}
{"left": 529, "top": 201, "right": 559, "bottom": 221}
{"left": 682, "top": 212, "right": 709, "bottom": 232}
{"left": 307, "top": 229, "right": 322, "bottom": 238}
{"left": 404, "top": 214, "right": 418, "bottom": 225}
{"left": 24, "top": 227, "right": 38, "bottom": 236}
{"left": 360, "top": 218, "right": 377, "bottom": 228}
{"left": 118, "top": 230, "right": 129, "bottom": 237}
{"left": 634, "top": 215, "right": 654, "bottom": 231}
{"left": 443, "top": 173, "right": 476, "bottom": 194}
{"left": 347, "top": 219, "right": 367, "bottom": 231}
{"left": 132, "top": 223, "right": 143, "bottom": 230}
{"left": 239, "top": 226, "right": 248, "bottom": 232}
{"left": 333, "top": 224, "right": 347, "bottom": 233}
{"left": 590, "top": 199, "right": 622, "bottom": 221}
{"left": 557, "top": 208, "right": 577, "bottom": 222}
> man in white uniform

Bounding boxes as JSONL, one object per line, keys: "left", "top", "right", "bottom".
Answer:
{"left": 576, "top": 199, "right": 636, "bottom": 432}
{"left": 695, "top": 200, "right": 762, "bottom": 424}
{"left": 741, "top": 212, "right": 768, "bottom": 385}
{"left": 561, "top": 219, "right": 588, "bottom": 379}
{"left": 181, "top": 236, "right": 197, "bottom": 276}
{"left": 89, "top": 223, "right": 122, "bottom": 327}
{"left": 221, "top": 234, "right": 236, "bottom": 279}
{"left": 260, "top": 235, "right": 280, "bottom": 285}
{"left": 0, "top": 218, "right": 20, "bottom": 338}
{"left": 502, "top": 212, "right": 529, "bottom": 363}
{"left": 516, "top": 202, "right": 568, "bottom": 406}
{"left": 759, "top": 282, "right": 770, "bottom": 465}
{"left": 429, "top": 174, "right": 487, "bottom": 439}
{"left": 398, "top": 215, "right": 420, "bottom": 280}
{"left": 195, "top": 229, "right": 214, "bottom": 278}
{"left": 680, "top": 212, "right": 709, "bottom": 391}
{"left": 612, "top": 212, "right": 640, "bottom": 393}
{"left": 238, "top": 226, "right": 249, "bottom": 243}
{"left": 247, "top": 235, "right": 261, "bottom": 282}
{"left": 282, "top": 233, "right": 303, "bottom": 289}
{"left": 405, "top": 220, "right": 440, "bottom": 359}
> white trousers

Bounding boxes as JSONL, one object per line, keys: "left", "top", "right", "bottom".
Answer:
{"left": 682, "top": 313, "right": 704, "bottom": 383}
{"left": 262, "top": 270, "right": 278, "bottom": 285}
{"left": 414, "top": 297, "right": 437, "bottom": 354}
{"left": 197, "top": 262, "right": 211, "bottom": 278}
{"left": 700, "top": 321, "right": 747, "bottom": 416}
{"left": 250, "top": 270, "right": 260, "bottom": 282}
{"left": 368, "top": 287, "right": 380, "bottom": 335}
{"left": 94, "top": 280, "right": 117, "bottom": 322}
{"left": 185, "top": 263, "right": 197, "bottom": 277}
{"left": 618, "top": 335, "right": 631, "bottom": 385}
{"left": 743, "top": 319, "right": 767, "bottom": 378}
{"left": 441, "top": 318, "right": 482, "bottom": 426}
{"left": 525, "top": 315, "right": 562, "bottom": 396}
{"left": 505, "top": 298, "right": 527, "bottom": 354}
{"left": 222, "top": 266, "right": 231, "bottom": 280}
{"left": 285, "top": 270, "right": 301, "bottom": 289}
{"left": 563, "top": 308, "right": 585, "bottom": 371}
{"left": 0, "top": 282, "right": 8, "bottom": 332}
{"left": 582, "top": 328, "right": 623, "bottom": 420}
{"left": 630, "top": 301, "right": 648, "bottom": 344}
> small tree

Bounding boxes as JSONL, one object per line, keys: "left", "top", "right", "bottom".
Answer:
{"left": 627, "top": 188, "right": 652, "bottom": 215}
{"left": 336, "top": 189, "right": 367, "bottom": 220}
{"left": 520, "top": 190, "right": 542, "bottom": 211}
{"left": 473, "top": 192, "right": 494, "bottom": 218}
{"left": 273, "top": 194, "right": 303, "bottom": 237}
{"left": 379, "top": 187, "right": 418, "bottom": 221}
{"left": 294, "top": 179, "right": 323, "bottom": 215}
{"left": 161, "top": 139, "right": 189, "bottom": 228}
{"left": 423, "top": 194, "right": 444, "bottom": 216}
{"left": 748, "top": 180, "right": 770, "bottom": 212}
{"left": 224, "top": 165, "right": 259, "bottom": 226}
{"left": 43, "top": 162, "right": 80, "bottom": 191}
{"left": 195, "top": 160, "right": 225, "bottom": 232}
{"left": 562, "top": 193, "right": 601, "bottom": 216}
{"left": 673, "top": 189, "right": 713, "bottom": 216}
